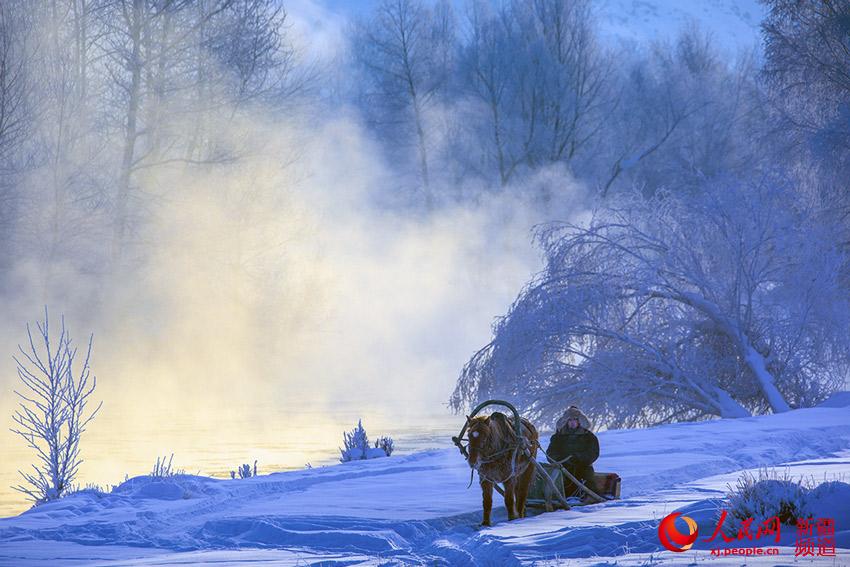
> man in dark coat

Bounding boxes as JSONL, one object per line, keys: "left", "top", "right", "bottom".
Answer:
{"left": 546, "top": 406, "right": 599, "bottom": 500}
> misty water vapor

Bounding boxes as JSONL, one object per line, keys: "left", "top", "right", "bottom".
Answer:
{"left": 0, "top": 19, "right": 587, "bottom": 462}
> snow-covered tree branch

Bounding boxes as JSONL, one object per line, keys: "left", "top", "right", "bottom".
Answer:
{"left": 453, "top": 177, "right": 850, "bottom": 428}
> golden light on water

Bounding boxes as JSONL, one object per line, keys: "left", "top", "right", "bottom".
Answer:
{"left": 0, "top": 397, "right": 460, "bottom": 516}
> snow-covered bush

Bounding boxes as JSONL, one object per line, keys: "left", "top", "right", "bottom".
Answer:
{"left": 339, "top": 420, "right": 392, "bottom": 462}
{"left": 230, "top": 460, "right": 257, "bottom": 479}
{"left": 724, "top": 468, "right": 811, "bottom": 533}
{"left": 10, "top": 309, "right": 102, "bottom": 504}
{"left": 375, "top": 436, "right": 394, "bottom": 456}
{"left": 340, "top": 419, "right": 369, "bottom": 462}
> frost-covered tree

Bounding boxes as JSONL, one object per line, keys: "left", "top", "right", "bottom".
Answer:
{"left": 339, "top": 419, "right": 370, "bottom": 462}
{"left": 0, "top": 2, "right": 32, "bottom": 271}
{"left": 453, "top": 177, "right": 850, "bottom": 428}
{"left": 230, "top": 460, "right": 257, "bottom": 479}
{"left": 98, "top": 0, "right": 302, "bottom": 260}
{"left": 453, "top": 1, "right": 517, "bottom": 186}
{"left": 761, "top": 0, "right": 850, "bottom": 278}
{"left": 0, "top": 3, "right": 30, "bottom": 172}
{"left": 596, "top": 25, "right": 764, "bottom": 197}
{"left": 349, "top": 0, "right": 455, "bottom": 205}
{"left": 0, "top": 0, "right": 305, "bottom": 281}
{"left": 762, "top": 0, "right": 850, "bottom": 187}
{"left": 11, "top": 309, "right": 101, "bottom": 504}
{"left": 0, "top": 0, "right": 111, "bottom": 282}
{"left": 455, "top": 0, "right": 609, "bottom": 191}
{"left": 509, "top": 0, "right": 609, "bottom": 171}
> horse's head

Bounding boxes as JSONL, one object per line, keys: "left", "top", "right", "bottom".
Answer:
{"left": 465, "top": 415, "right": 493, "bottom": 469}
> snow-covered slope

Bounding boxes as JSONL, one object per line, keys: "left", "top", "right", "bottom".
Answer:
{"left": 1, "top": 405, "right": 849, "bottom": 565}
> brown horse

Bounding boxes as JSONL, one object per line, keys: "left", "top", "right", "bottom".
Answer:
{"left": 465, "top": 412, "right": 539, "bottom": 526}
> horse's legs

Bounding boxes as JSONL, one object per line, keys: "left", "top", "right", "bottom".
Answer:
{"left": 516, "top": 463, "right": 536, "bottom": 518}
{"left": 503, "top": 479, "right": 517, "bottom": 520}
{"left": 480, "top": 479, "right": 493, "bottom": 526}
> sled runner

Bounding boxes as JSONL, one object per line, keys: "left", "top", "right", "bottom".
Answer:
{"left": 452, "top": 399, "right": 620, "bottom": 514}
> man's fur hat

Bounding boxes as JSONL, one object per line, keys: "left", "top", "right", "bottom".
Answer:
{"left": 556, "top": 405, "right": 592, "bottom": 432}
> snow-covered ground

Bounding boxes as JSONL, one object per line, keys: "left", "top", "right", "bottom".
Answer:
{"left": 2, "top": 400, "right": 850, "bottom": 566}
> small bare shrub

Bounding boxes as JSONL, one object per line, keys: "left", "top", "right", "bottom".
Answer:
{"left": 375, "top": 436, "right": 394, "bottom": 456}
{"left": 151, "top": 454, "right": 184, "bottom": 477}
{"left": 230, "top": 460, "right": 258, "bottom": 479}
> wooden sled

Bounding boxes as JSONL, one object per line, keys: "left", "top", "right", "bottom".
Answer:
{"left": 526, "top": 463, "right": 621, "bottom": 510}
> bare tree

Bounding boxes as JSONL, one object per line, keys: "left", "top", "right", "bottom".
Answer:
{"left": 0, "top": 2, "right": 32, "bottom": 269}
{"left": 11, "top": 309, "right": 101, "bottom": 504}
{"left": 351, "top": 0, "right": 455, "bottom": 207}
{"left": 514, "top": 0, "right": 610, "bottom": 169}
{"left": 0, "top": 3, "right": 30, "bottom": 167}
{"left": 1, "top": 0, "right": 112, "bottom": 286}
{"left": 456, "top": 0, "right": 610, "bottom": 193}
{"left": 458, "top": 1, "right": 520, "bottom": 186}
{"left": 592, "top": 25, "right": 764, "bottom": 198}
{"left": 98, "top": 0, "right": 303, "bottom": 261}
{"left": 762, "top": 0, "right": 850, "bottom": 174}
{"left": 762, "top": 0, "right": 850, "bottom": 273}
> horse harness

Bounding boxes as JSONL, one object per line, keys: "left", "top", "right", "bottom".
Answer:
{"left": 453, "top": 416, "right": 534, "bottom": 487}
{"left": 451, "top": 400, "right": 605, "bottom": 509}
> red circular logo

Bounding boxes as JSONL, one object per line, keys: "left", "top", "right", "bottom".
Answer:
{"left": 658, "top": 512, "right": 699, "bottom": 552}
